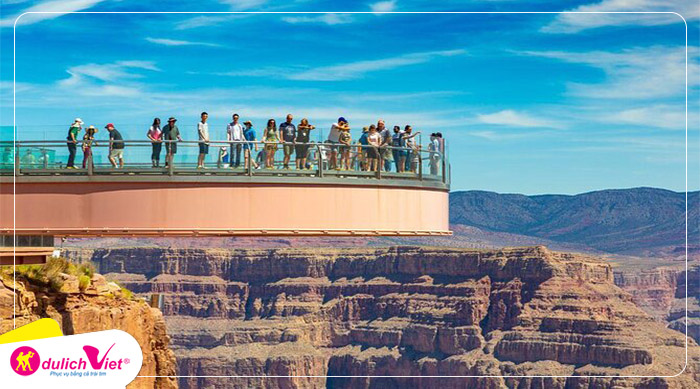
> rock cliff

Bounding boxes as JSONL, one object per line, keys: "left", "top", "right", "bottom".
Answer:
{"left": 0, "top": 269, "right": 178, "bottom": 389}
{"left": 65, "top": 245, "right": 700, "bottom": 388}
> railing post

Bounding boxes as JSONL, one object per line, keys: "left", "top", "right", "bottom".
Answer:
{"left": 317, "top": 144, "right": 324, "bottom": 178}
{"left": 87, "top": 153, "right": 93, "bottom": 176}
{"left": 167, "top": 147, "right": 174, "bottom": 176}
{"left": 442, "top": 154, "right": 446, "bottom": 184}
{"left": 418, "top": 152, "right": 423, "bottom": 181}
{"left": 247, "top": 146, "right": 253, "bottom": 177}
{"left": 14, "top": 147, "right": 20, "bottom": 176}
{"left": 376, "top": 148, "right": 382, "bottom": 180}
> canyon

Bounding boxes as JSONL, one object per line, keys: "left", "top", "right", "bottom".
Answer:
{"left": 63, "top": 245, "right": 700, "bottom": 388}
{"left": 0, "top": 268, "right": 178, "bottom": 389}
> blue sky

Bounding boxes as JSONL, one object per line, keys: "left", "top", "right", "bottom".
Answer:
{"left": 0, "top": 0, "right": 698, "bottom": 194}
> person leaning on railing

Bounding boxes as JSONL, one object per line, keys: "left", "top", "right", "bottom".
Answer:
{"left": 338, "top": 125, "right": 352, "bottom": 171}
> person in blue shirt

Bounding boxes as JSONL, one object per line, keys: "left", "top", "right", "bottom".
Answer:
{"left": 243, "top": 120, "right": 259, "bottom": 169}
{"left": 358, "top": 126, "right": 369, "bottom": 171}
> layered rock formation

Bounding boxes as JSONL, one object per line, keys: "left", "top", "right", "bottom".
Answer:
{"left": 0, "top": 271, "right": 178, "bottom": 389}
{"left": 65, "top": 246, "right": 700, "bottom": 388}
{"left": 615, "top": 264, "right": 700, "bottom": 344}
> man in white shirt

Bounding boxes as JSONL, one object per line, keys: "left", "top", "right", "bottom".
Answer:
{"left": 197, "top": 112, "right": 209, "bottom": 169}
{"left": 227, "top": 113, "right": 245, "bottom": 168}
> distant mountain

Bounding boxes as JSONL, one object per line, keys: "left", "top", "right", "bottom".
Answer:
{"left": 449, "top": 187, "right": 699, "bottom": 255}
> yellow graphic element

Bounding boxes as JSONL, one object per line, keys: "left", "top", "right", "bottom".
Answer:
{"left": 0, "top": 318, "right": 63, "bottom": 344}
{"left": 15, "top": 351, "right": 35, "bottom": 371}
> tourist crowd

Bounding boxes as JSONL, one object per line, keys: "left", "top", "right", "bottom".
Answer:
{"left": 64, "top": 113, "right": 445, "bottom": 174}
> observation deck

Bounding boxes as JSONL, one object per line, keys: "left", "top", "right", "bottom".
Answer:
{"left": 0, "top": 140, "right": 450, "bottom": 237}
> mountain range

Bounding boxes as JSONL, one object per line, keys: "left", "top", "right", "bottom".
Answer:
{"left": 449, "top": 187, "right": 699, "bottom": 256}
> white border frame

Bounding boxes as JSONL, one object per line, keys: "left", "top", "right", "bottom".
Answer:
{"left": 11, "top": 10, "right": 689, "bottom": 381}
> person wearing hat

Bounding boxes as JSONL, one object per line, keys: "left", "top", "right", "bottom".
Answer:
{"left": 391, "top": 125, "right": 407, "bottom": 173}
{"left": 105, "top": 123, "right": 124, "bottom": 168}
{"left": 82, "top": 125, "right": 98, "bottom": 169}
{"left": 358, "top": 126, "right": 370, "bottom": 171}
{"left": 162, "top": 117, "right": 181, "bottom": 168}
{"left": 65, "top": 118, "right": 83, "bottom": 168}
{"left": 242, "top": 120, "right": 259, "bottom": 170}
{"left": 327, "top": 117, "right": 349, "bottom": 170}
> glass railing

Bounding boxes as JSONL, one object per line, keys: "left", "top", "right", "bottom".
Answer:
{"left": 0, "top": 140, "right": 450, "bottom": 186}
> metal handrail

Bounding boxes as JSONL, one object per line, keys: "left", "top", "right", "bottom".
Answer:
{"left": 1, "top": 139, "right": 450, "bottom": 186}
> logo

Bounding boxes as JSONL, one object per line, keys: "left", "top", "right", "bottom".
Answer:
{"left": 10, "top": 346, "right": 40, "bottom": 376}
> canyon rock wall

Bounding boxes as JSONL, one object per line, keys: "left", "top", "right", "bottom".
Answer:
{"left": 67, "top": 246, "right": 700, "bottom": 388}
{"left": 0, "top": 273, "right": 178, "bottom": 389}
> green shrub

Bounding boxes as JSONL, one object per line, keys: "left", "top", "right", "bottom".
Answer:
{"left": 120, "top": 287, "right": 134, "bottom": 300}
{"left": 78, "top": 274, "right": 91, "bottom": 291}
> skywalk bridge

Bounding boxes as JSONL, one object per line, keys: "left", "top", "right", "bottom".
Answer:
{"left": 0, "top": 139, "right": 450, "bottom": 260}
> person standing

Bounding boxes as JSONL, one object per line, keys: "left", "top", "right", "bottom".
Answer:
{"left": 403, "top": 125, "right": 421, "bottom": 173}
{"left": 263, "top": 118, "right": 279, "bottom": 169}
{"left": 82, "top": 125, "right": 97, "bottom": 169}
{"left": 366, "top": 124, "right": 381, "bottom": 172}
{"left": 197, "top": 112, "right": 210, "bottom": 169}
{"left": 227, "top": 113, "right": 245, "bottom": 168}
{"left": 66, "top": 118, "right": 82, "bottom": 168}
{"left": 163, "top": 117, "right": 181, "bottom": 168}
{"left": 358, "top": 126, "right": 369, "bottom": 171}
{"left": 147, "top": 118, "right": 162, "bottom": 167}
{"left": 428, "top": 132, "right": 441, "bottom": 175}
{"left": 243, "top": 120, "right": 259, "bottom": 169}
{"left": 327, "top": 117, "right": 349, "bottom": 170}
{"left": 279, "top": 114, "right": 296, "bottom": 169}
{"left": 338, "top": 126, "right": 352, "bottom": 170}
{"left": 377, "top": 119, "right": 393, "bottom": 172}
{"left": 106, "top": 123, "right": 124, "bottom": 168}
{"left": 391, "top": 125, "right": 406, "bottom": 173}
{"left": 295, "top": 118, "right": 315, "bottom": 170}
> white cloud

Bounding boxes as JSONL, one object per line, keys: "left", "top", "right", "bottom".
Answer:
{"left": 217, "top": 49, "right": 466, "bottom": 81}
{"left": 281, "top": 13, "right": 353, "bottom": 25}
{"left": 174, "top": 14, "right": 251, "bottom": 30}
{"left": 219, "top": 0, "right": 268, "bottom": 10}
{"left": 292, "top": 49, "right": 466, "bottom": 81}
{"left": 519, "top": 46, "right": 697, "bottom": 100}
{"left": 542, "top": 0, "right": 697, "bottom": 33}
{"left": 145, "top": 37, "right": 221, "bottom": 47}
{"left": 370, "top": 0, "right": 396, "bottom": 13}
{"left": 477, "top": 110, "right": 563, "bottom": 128}
{"left": 603, "top": 105, "right": 685, "bottom": 130}
{"left": 57, "top": 60, "right": 160, "bottom": 97}
{"left": 0, "top": 0, "right": 104, "bottom": 28}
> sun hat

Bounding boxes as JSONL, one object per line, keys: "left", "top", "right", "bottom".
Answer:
{"left": 74, "top": 118, "right": 83, "bottom": 124}
{"left": 104, "top": 123, "right": 115, "bottom": 129}
{"left": 243, "top": 120, "right": 252, "bottom": 126}
{"left": 168, "top": 117, "right": 177, "bottom": 122}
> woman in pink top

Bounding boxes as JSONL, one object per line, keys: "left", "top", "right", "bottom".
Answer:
{"left": 147, "top": 117, "right": 163, "bottom": 167}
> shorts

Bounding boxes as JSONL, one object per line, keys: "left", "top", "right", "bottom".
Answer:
{"left": 109, "top": 148, "right": 124, "bottom": 159}
{"left": 265, "top": 143, "right": 277, "bottom": 153}
{"left": 166, "top": 143, "right": 177, "bottom": 154}
{"left": 295, "top": 144, "right": 309, "bottom": 157}
{"left": 199, "top": 142, "right": 209, "bottom": 154}
{"left": 339, "top": 145, "right": 350, "bottom": 154}
{"left": 326, "top": 140, "right": 338, "bottom": 152}
{"left": 366, "top": 147, "right": 378, "bottom": 159}
{"left": 283, "top": 143, "right": 294, "bottom": 156}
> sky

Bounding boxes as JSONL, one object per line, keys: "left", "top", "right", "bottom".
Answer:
{"left": 0, "top": 0, "right": 698, "bottom": 194}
